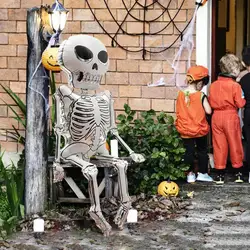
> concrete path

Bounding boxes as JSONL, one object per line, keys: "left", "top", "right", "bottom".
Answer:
{"left": 2, "top": 182, "right": 250, "bottom": 250}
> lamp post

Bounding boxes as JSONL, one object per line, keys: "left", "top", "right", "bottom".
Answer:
{"left": 25, "top": 1, "right": 68, "bottom": 215}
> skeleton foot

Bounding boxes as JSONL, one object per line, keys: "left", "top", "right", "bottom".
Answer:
{"left": 114, "top": 201, "right": 131, "bottom": 230}
{"left": 89, "top": 208, "right": 112, "bottom": 236}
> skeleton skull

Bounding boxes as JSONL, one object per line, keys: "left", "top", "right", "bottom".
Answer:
{"left": 58, "top": 35, "right": 109, "bottom": 90}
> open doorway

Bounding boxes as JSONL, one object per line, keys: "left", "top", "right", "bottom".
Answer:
{"left": 212, "top": 0, "right": 250, "bottom": 79}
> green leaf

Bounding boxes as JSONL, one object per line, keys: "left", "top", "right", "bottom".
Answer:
{"left": 0, "top": 84, "right": 26, "bottom": 116}
{"left": 124, "top": 104, "right": 131, "bottom": 114}
{"left": 7, "top": 105, "right": 26, "bottom": 127}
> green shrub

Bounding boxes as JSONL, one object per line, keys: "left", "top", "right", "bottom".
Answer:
{"left": 0, "top": 152, "right": 24, "bottom": 239}
{"left": 117, "top": 104, "right": 188, "bottom": 195}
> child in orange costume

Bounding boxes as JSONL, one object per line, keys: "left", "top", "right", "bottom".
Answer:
{"left": 176, "top": 65, "right": 213, "bottom": 183}
{"left": 209, "top": 54, "right": 246, "bottom": 184}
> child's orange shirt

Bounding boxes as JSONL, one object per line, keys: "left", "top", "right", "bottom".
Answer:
{"left": 175, "top": 91, "right": 209, "bottom": 138}
{"left": 209, "top": 76, "right": 245, "bottom": 110}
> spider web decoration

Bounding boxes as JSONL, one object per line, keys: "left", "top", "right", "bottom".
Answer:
{"left": 85, "top": 0, "right": 203, "bottom": 60}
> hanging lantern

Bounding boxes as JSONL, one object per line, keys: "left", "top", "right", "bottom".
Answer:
{"left": 157, "top": 180, "right": 179, "bottom": 197}
{"left": 42, "top": 46, "right": 61, "bottom": 72}
{"left": 48, "top": 0, "right": 69, "bottom": 34}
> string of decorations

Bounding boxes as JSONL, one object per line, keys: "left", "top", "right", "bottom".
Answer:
{"left": 85, "top": 0, "right": 203, "bottom": 59}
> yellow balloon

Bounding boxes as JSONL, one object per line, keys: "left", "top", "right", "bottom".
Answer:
{"left": 42, "top": 46, "right": 61, "bottom": 72}
{"left": 157, "top": 181, "right": 179, "bottom": 197}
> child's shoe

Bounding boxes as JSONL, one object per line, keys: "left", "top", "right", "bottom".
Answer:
{"left": 214, "top": 174, "right": 224, "bottom": 185}
{"left": 196, "top": 173, "right": 213, "bottom": 182}
{"left": 187, "top": 172, "right": 196, "bottom": 183}
{"left": 234, "top": 172, "right": 244, "bottom": 183}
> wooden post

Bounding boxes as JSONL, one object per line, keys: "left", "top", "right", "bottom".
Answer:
{"left": 25, "top": 7, "right": 50, "bottom": 215}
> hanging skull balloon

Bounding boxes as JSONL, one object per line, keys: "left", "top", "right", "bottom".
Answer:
{"left": 58, "top": 35, "right": 109, "bottom": 90}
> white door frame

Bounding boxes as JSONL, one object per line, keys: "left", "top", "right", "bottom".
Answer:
{"left": 196, "top": 0, "right": 212, "bottom": 94}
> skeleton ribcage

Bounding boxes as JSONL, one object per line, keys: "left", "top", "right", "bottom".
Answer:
{"left": 69, "top": 96, "right": 110, "bottom": 142}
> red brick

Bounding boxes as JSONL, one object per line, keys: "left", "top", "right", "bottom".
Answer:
{"left": 152, "top": 99, "right": 174, "bottom": 112}
{"left": 0, "top": 69, "right": 18, "bottom": 80}
{"left": 10, "top": 81, "right": 26, "bottom": 93}
{"left": 0, "top": 106, "right": 7, "bottom": 116}
{"left": 17, "top": 21, "right": 26, "bottom": 33}
{"left": 17, "top": 45, "right": 27, "bottom": 56}
{"left": 0, "top": 57, "right": 7, "bottom": 68}
{"left": 107, "top": 0, "right": 130, "bottom": 8}
{"left": 82, "top": 0, "right": 103, "bottom": 8}
{"left": 81, "top": 21, "right": 103, "bottom": 34}
{"left": 143, "top": 35, "right": 163, "bottom": 47}
{"left": 129, "top": 98, "right": 150, "bottom": 111}
{"left": 174, "top": 22, "right": 195, "bottom": 35}
{"left": 0, "top": 21, "right": 16, "bottom": 33}
{"left": 129, "top": 73, "right": 152, "bottom": 85}
{"left": 18, "top": 94, "right": 26, "bottom": 104}
{"left": 8, "top": 105, "right": 23, "bottom": 117}
{"left": 127, "top": 22, "right": 149, "bottom": 34}
{"left": 139, "top": 61, "right": 162, "bottom": 73}
{"left": 21, "top": 0, "right": 42, "bottom": 8}
{"left": 0, "top": 0, "right": 20, "bottom": 8}
{"left": 175, "top": 48, "right": 196, "bottom": 60}
{"left": 163, "top": 61, "right": 186, "bottom": 73}
{"left": 117, "top": 35, "right": 139, "bottom": 47}
{"left": 163, "top": 35, "right": 181, "bottom": 47}
{"left": 127, "top": 50, "right": 150, "bottom": 60}
{"left": 152, "top": 73, "right": 175, "bottom": 86}
{"left": 9, "top": 34, "right": 27, "bottom": 45}
{"left": 150, "top": 48, "right": 175, "bottom": 61}
{"left": 8, "top": 57, "right": 26, "bottom": 69}
{"left": 0, "top": 10, "right": 8, "bottom": 20}
{"left": 18, "top": 70, "right": 26, "bottom": 81}
{"left": 141, "top": 86, "right": 165, "bottom": 99}
{"left": 0, "top": 141, "right": 18, "bottom": 152}
{"left": 178, "top": 0, "right": 196, "bottom": 9}
{"left": 0, "top": 34, "right": 8, "bottom": 44}
{"left": 106, "top": 47, "right": 126, "bottom": 59}
{"left": 117, "top": 10, "right": 140, "bottom": 22}
{"left": 140, "top": 9, "right": 164, "bottom": 21}
{"left": 0, "top": 117, "right": 18, "bottom": 129}
{"left": 106, "top": 72, "right": 129, "bottom": 85}
{"left": 117, "top": 60, "right": 139, "bottom": 72}
{"left": 94, "top": 9, "right": 116, "bottom": 21}
{"left": 114, "top": 97, "right": 128, "bottom": 110}
{"left": 119, "top": 86, "right": 141, "bottom": 98}
{"left": 63, "top": 21, "right": 81, "bottom": 33}
{"left": 103, "top": 22, "right": 122, "bottom": 34}
{"left": 8, "top": 9, "right": 27, "bottom": 20}
{"left": 108, "top": 59, "right": 116, "bottom": 72}
{"left": 150, "top": 23, "right": 173, "bottom": 35}
{"left": 164, "top": 10, "right": 187, "bottom": 22}
{"left": 0, "top": 81, "right": 10, "bottom": 92}
{"left": 94, "top": 34, "right": 112, "bottom": 47}
{"left": 73, "top": 9, "right": 94, "bottom": 21}
{"left": 96, "top": 85, "right": 119, "bottom": 97}
{"left": 165, "top": 87, "right": 178, "bottom": 99}
{"left": 155, "top": 0, "right": 178, "bottom": 9}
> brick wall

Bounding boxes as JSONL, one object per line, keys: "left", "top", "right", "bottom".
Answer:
{"left": 0, "top": 0, "right": 195, "bottom": 152}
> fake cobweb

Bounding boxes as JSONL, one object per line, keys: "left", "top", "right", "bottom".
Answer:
{"left": 85, "top": 0, "right": 202, "bottom": 89}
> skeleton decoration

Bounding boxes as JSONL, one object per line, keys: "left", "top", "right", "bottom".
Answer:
{"left": 54, "top": 34, "right": 145, "bottom": 236}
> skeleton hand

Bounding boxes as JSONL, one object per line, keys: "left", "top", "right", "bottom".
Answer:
{"left": 130, "top": 152, "right": 145, "bottom": 163}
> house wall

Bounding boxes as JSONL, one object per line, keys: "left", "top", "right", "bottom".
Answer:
{"left": 0, "top": 0, "right": 196, "bottom": 153}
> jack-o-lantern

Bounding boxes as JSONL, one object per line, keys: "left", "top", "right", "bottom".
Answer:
{"left": 157, "top": 180, "right": 179, "bottom": 197}
{"left": 42, "top": 46, "right": 61, "bottom": 72}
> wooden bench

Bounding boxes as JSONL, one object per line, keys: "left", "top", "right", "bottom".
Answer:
{"left": 48, "top": 156, "right": 132, "bottom": 205}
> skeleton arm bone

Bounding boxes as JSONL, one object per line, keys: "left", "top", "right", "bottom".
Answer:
{"left": 109, "top": 99, "right": 145, "bottom": 163}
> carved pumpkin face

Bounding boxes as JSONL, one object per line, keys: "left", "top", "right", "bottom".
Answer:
{"left": 42, "top": 46, "right": 61, "bottom": 72}
{"left": 157, "top": 181, "right": 179, "bottom": 197}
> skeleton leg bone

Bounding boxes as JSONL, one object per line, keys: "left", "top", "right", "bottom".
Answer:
{"left": 95, "top": 155, "right": 131, "bottom": 229}
{"left": 63, "top": 155, "right": 112, "bottom": 236}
